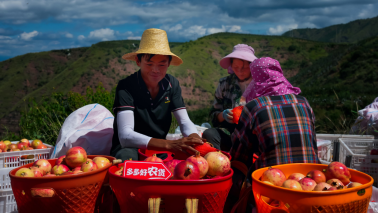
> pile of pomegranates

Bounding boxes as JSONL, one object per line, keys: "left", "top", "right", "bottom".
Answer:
{"left": 260, "top": 162, "right": 363, "bottom": 191}
{"left": 0, "top": 139, "right": 48, "bottom": 153}
{"left": 15, "top": 146, "right": 111, "bottom": 178}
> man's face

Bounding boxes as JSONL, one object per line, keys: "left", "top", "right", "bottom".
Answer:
{"left": 136, "top": 54, "right": 171, "bottom": 85}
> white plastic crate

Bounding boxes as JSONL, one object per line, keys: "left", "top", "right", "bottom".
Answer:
{"left": 338, "top": 138, "right": 378, "bottom": 182}
{"left": 0, "top": 190, "right": 17, "bottom": 213}
{"left": 0, "top": 141, "right": 54, "bottom": 169}
{"left": 317, "top": 139, "right": 332, "bottom": 163}
{"left": 0, "top": 168, "right": 13, "bottom": 192}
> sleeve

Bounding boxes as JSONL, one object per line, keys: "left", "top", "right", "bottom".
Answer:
{"left": 209, "top": 81, "right": 225, "bottom": 127}
{"left": 112, "top": 82, "right": 135, "bottom": 113}
{"left": 170, "top": 77, "right": 186, "bottom": 112}
{"left": 117, "top": 110, "right": 152, "bottom": 149}
{"left": 173, "top": 109, "right": 198, "bottom": 137}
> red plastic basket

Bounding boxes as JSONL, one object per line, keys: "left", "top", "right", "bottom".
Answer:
{"left": 138, "top": 149, "right": 231, "bottom": 162}
{"left": 109, "top": 165, "right": 233, "bottom": 213}
{"left": 9, "top": 155, "right": 115, "bottom": 213}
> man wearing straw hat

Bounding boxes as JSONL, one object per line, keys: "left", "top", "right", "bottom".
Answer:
{"left": 110, "top": 28, "right": 203, "bottom": 162}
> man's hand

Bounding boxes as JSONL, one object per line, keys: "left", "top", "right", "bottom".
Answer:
{"left": 222, "top": 109, "right": 234, "bottom": 123}
{"left": 166, "top": 137, "right": 204, "bottom": 156}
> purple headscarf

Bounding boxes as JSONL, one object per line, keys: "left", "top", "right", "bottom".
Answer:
{"left": 242, "top": 57, "right": 301, "bottom": 102}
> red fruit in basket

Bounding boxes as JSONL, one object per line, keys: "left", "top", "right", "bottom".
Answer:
{"left": 17, "top": 143, "right": 27, "bottom": 150}
{"left": 36, "top": 144, "right": 47, "bottom": 149}
{"left": 31, "top": 188, "right": 55, "bottom": 197}
{"left": 282, "top": 180, "right": 302, "bottom": 190}
{"left": 313, "top": 182, "right": 332, "bottom": 191}
{"left": 326, "top": 186, "right": 338, "bottom": 191}
{"left": 164, "top": 159, "right": 182, "bottom": 175}
{"left": 29, "top": 167, "right": 43, "bottom": 177}
{"left": 186, "top": 152, "right": 209, "bottom": 178}
{"left": 204, "top": 151, "right": 231, "bottom": 177}
{"left": 73, "top": 167, "right": 82, "bottom": 172}
{"left": 27, "top": 147, "right": 33, "bottom": 150}
{"left": 15, "top": 168, "right": 34, "bottom": 177}
{"left": 306, "top": 170, "right": 326, "bottom": 184}
{"left": 262, "top": 181, "right": 274, "bottom": 185}
{"left": 347, "top": 182, "right": 362, "bottom": 188}
{"left": 298, "top": 177, "right": 317, "bottom": 191}
{"left": 287, "top": 173, "right": 305, "bottom": 182}
{"left": 144, "top": 154, "right": 163, "bottom": 162}
{"left": 61, "top": 171, "right": 75, "bottom": 176}
{"left": 44, "top": 174, "right": 57, "bottom": 177}
{"left": 231, "top": 106, "right": 244, "bottom": 124}
{"left": 31, "top": 139, "right": 43, "bottom": 149}
{"left": 93, "top": 157, "right": 111, "bottom": 169}
{"left": 56, "top": 155, "right": 66, "bottom": 165}
{"left": 52, "top": 164, "right": 70, "bottom": 175}
{"left": 173, "top": 161, "right": 200, "bottom": 180}
{"left": 65, "top": 146, "right": 87, "bottom": 168}
{"left": 326, "top": 179, "right": 345, "bottom": 189}
{"left": 9, "top": 144, "right": 17, "bottom": 151}
{"left": 0, "top": 141, "right": 6, "bottom": 151}
{"left": 325, "top": 161, "right": 351, "bottom": 185}
{"left": 32, "top": 159, "right": 52, "bottom": 175}
{"left": 193, "top": 142, "right": 218, "bottom": 157}
{"left": 261, "top": 167, "right": 286, "bottom": 187}
{"left": 81, "top": 159, "right": 98, "bottom": 172}
{"left": 19, "top": 139, "right": 30, "bottom": 147}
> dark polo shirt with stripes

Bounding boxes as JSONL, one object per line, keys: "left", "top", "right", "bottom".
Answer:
{"left": 110, "top": 70, "right": 186, "bottom": 155}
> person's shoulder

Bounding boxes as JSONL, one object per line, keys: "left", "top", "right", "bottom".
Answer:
{"left": 165, "top": 73, "right": 180, "bottom": 88}
{"left": 116, "top": 71, "right": 138, "bottom": 90}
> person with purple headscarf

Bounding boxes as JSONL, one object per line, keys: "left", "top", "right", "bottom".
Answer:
{"left": 202, "top": 44, "right": 258, "bottom": 151}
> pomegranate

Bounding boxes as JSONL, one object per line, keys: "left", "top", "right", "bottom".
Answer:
{"left": 61, "top": 171, "right": 75, "bottom": 176}
{"left": 327, "top": 186, "right": 338, "bottom": 191}
{"left": 73, "top": 170, "right": 83, "bottom": 174}
{"left": 20, "top": 138, "right": 30, "bottom": 145}
{"left": 9, "top": 144, "right": 17, "bottom": 151}
{"left": 326, "top": 179, "right": 345, "bottom": 189}
{"left": 193, "top": 142, "right": 218, "bottom": 156}
{"left": 0, "top": 141, "right": 6, "bottom": 151}
{"left": 32, "top": 159, "right": 52, "bottom": 175}
{"left": 30, "top": 167, "right": 43, "bottom": 177}
{"left": 306, "top": 170, "right": 326, "bottom": 184}
{"left": 231, "top": 106, "right": 244, "bottom": 124}
{"left": 31, "top": 139, "right": 43, "bottom": 149}
{"left": 56, "top": 155, "right": 66, "bottom": 165}
{"left": 17, "top": 143, "right": 27, "bottom": 150}
{"left": 204, "top": 151, "right": 230, "bottom": 176}
{"left": 186, "top": 152, "right": 209, "bottom": 178}
{"left": 81, "top": 159, "right": 98, "bottom": 172}
{"left": 164, "top": 159, "right": 182, "bottom": 175}
{"left": 31, "top": 189, "right": 55, "bottom": 197}
{"left": 173, "top": 161, "right": 200, "bottom": 180}
{"left": 36, "top": 144, "right": 47, "bottom": 149}
{"left": 298, "top": 178, "right": 317, "bottom": 191}
{"left": 27, "top": 147, "right": 33, "bottom": 150}
{"left": 144, "top": 154, "right": 163, "bottom": 162}
{"left": 52, "top": 164, "right": 70, "bottom": 175}
{"left": 13, "top": 149, "right": 20, "bottom": 152}
{"left": 65, "top": 146, "right": 87, "bottom": 168}
{"left": 93, "top": 157, "right": 111, "bottom": 169}
{"left": 287, "top": 173, "right": 305, "bottom": 182}
{"left": 347, "top": 182, "right": 362, "bottom": 188}
{"left": 15, "top": 168, "right": 34, "bottom": 177}
{"left": 3, "top": 140, "right": 11, "bottom": 147}
{"left": 73, "top": 167, "right": 82, "bottom": 172}
{"left": 313, "top": 182, "right": 332, "bottom": 191}
{"left": 261, "top": 167, "right": 286, "bottom": 187}
{"left": 262, "top": 181, "right": 274, "bottom": 185}
{"left": 325, "top": 161, "right": 351, "bottom": 185}
{"left": 282, "top": 180, "right": 302, "bottom": 190}
{"left": 44, "top": 174, "right": 57, "bottom": 177}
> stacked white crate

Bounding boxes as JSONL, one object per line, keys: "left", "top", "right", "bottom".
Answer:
{"left": 0, "top": 141, "right": 54, "bottom": 213}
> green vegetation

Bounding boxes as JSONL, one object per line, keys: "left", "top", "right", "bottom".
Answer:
{"left": 283, "top": 16, "right": 378, "bottom": 43}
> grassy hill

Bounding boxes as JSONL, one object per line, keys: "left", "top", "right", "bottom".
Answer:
{"left": 282, "top": 16, "right": 378, "bottom": 43}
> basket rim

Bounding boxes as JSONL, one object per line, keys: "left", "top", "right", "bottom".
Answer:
{"left": 9, "top": 155, "right": 115, "bottom": 180}
{"left": 109, "top": 165, "right": 234, "bottom": 184}
{"left": 251, "top": 163, "right": 374, "bottom": 195}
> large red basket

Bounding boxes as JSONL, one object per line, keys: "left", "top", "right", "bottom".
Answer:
{"left": 138, "top": 149, "right": 231, "bottom": 162}
{"left": 9, "top": 155, "right": 115, "bottom": 213}
{"left": 109, "top": 165, "right": 233, "bottom": 213}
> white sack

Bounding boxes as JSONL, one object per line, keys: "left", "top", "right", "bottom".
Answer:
{"left": 51, "top": 103, "right": 114, "bottom": 158}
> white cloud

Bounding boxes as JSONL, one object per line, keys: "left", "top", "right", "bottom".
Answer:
{"left": 167, "top": 24, "right": 183, "bottom": 32}
{"left": 268, "top": 24, "right": 298, "bottom": 35}
{"left": 127, "top": 36, "right": 141, "bottom": 40}
{"left": 20, "top": 31, "right": 38, "bottom": 40}
{"left": 88, "top": 28, "right": 115, "bottom": 41}
{"left": 229, "top": 25, "right": 241, "bottom": 32}
{"left": 78, "top": 35, "right": 85, "bottom": 40}
{"left": 65, "top": 33, "right": 73, "bottom": 38}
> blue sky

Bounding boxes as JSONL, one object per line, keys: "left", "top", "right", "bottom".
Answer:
{"left": 0, "top": 0, "right": 377, "bottom": 61}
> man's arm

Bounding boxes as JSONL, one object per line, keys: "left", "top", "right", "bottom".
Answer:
{"left": 172, "top": 109, "right": 199, "bottom": 138}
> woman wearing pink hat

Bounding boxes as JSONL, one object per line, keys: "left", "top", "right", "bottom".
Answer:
{"left": 202, "top": 44, "right": 257, "bottom": 151}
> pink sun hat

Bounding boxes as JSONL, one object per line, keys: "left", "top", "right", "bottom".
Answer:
{"left": 219, "top": 44, "right": 258, "bottom": 74}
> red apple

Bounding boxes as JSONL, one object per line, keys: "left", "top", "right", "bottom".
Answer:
{"left": 65, "top": 147, "right": 87, "bottom": 168}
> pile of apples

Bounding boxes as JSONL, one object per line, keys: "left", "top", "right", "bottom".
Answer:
{"left": 15, "top": 146, "right": 111, "bottom": 178}
{"left": 260, "top": 161, "right": 363, "bottom": 191}
{"left": 115, "top": 151, "right": 231, "bottom": 180}
{"left": 0, "top": 139, "right": 47, "bottom": 153}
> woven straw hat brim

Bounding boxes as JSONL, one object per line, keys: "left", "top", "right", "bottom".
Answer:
{"left": 122, "top": 51, "right": 183, "bottom": 66}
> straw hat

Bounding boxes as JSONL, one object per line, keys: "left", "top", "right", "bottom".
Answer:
{"left": 122, "top": 28, "right": 183, "bottom": 66}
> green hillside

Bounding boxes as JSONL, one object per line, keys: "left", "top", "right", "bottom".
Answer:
{"left": 283, "top": 16, "right": 378, "bottom": 43}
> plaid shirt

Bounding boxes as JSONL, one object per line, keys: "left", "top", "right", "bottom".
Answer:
{"left": 231, "top": 94, "right": 319, "bottom": 174}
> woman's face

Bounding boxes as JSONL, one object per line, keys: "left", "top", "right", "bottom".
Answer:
{"left": 231, "top": 59, "right": 251, "bottom": 80}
